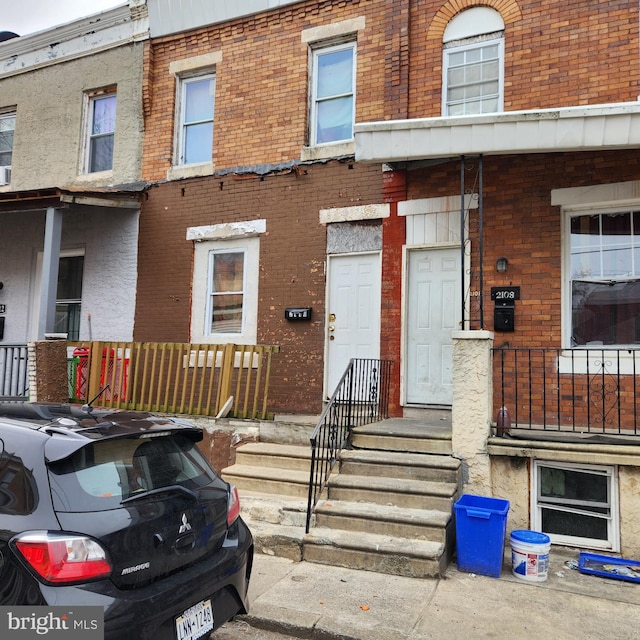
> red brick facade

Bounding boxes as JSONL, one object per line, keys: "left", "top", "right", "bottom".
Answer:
{"left": 135, "top": 0, "right": 640, "bottom": 416}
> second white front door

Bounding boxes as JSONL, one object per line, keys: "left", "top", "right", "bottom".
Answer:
{"left": 405, "top": 246, "right": 461, "bottom": 406}
{"left": 325, "top": 252, "right": 381, "bottom": 397}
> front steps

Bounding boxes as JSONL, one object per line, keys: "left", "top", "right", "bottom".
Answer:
{"left": 221, "top": 413, "right": 461, "bottom": 578}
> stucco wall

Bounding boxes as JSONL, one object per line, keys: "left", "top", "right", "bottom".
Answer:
{"left": 0, "top": 207, "right": 139, "bottom": 343}
{"left": 0, "top": 41, "right": 145, "bottom": 192}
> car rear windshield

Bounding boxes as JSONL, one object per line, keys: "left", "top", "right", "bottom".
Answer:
{"left": 48, "top": 434, "right": 219, "bottom": 512}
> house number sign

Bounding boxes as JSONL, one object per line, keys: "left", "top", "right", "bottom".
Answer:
{"left": 490, "top": 287, "right": 520, "bottom": 303}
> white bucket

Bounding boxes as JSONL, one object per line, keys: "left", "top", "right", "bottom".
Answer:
{"left": 511, "top": 530, "right": 551, "bottom": 582}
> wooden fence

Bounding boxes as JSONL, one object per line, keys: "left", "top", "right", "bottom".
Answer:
{"left": 68, "top": 341, "right": 279, "bottom": 420}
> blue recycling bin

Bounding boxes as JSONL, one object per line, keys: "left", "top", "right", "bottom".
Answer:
{"left": 454, "top": 494, "right": 510, "bottom": 578}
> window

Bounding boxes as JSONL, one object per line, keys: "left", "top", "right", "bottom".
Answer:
{"left": 310, "top": 42, "right": 355, "bottom": 146}
{"left": 569, "top": 210, "right": 640, "bottom": 346}
{"left": 442, "top": 8, "right": 505, "bottom": 116}
{"left": 86, "top": 92, "right": 116, "bottom": 173}
{"left": 55, "top": 255, "right": 84, "bottom": 341}
{"left": 188, "top": 224, "right": 263, "bottom": 345}
{"left": 177, "top": 75, "right": 215, "bottom": 165}
{"left": 207, "top": 250, "right": 244, "bottom": 334}
{"left": 533, "top": 461, "right": 618, "bottom": 551}
{"left": 0, "top": 112, "right": 15, "bottom": 171}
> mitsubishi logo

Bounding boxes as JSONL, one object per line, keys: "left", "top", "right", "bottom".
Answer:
{"left": 179, "top": 513, "right": 192, "bottom": 534}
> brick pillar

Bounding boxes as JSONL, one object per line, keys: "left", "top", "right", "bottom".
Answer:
{"left": 29, "top": 340, "right": 69, "bottom": 403}
{"left": 381, "top": 167, "right": 407, "bottom": 417}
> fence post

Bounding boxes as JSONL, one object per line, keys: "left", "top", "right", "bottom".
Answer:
{"left": 29, "top": 339, "right": 68, "bottom": 402}
{"left": 218, "top": 343, "right": 236, "bottom": 415}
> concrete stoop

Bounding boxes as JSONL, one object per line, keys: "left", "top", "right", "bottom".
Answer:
{"left": 221, "top": 414, "right": 460, "bottom": 579}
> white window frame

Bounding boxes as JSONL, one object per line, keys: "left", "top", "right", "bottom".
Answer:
{"left": 84, "top": 91, "right": 117, "bottom": 174}
{"left": 309, "top": 40, "right": 356, "bottom": 147}
{"left": 442, "top": 36, "right": 504, "bottom": 116}
{"left": 562, "top": 204, "right": 640, "bottom": 350}
{"left": 0, "top": 111, "right": 16, "bottom": 179}
{"left": 176, "top": 73, "right": 215, "bottom": 167}
{"left": 190, "top": 233, "right": 261, "bottom": 345}
{"left": 206, "top": 248, "right": 246, "bottom": 337}
{"left": 532, "top": 460, "right": 619, "bottom": 551}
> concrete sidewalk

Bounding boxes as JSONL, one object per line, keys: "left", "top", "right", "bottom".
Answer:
{"left": 239, "top": 549, "right": 640, "bottom": 639}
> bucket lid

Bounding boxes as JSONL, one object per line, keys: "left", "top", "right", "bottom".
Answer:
{"left": 511, "top": 529, "right": 550, "bottom": 545}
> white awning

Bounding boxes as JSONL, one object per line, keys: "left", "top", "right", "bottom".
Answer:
{"left": 355, "top": 102, "right": 640, "bottom": 163}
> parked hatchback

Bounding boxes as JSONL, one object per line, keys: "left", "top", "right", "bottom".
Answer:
{"left": 0, "top": 402, "right": 253, "bottom": 640}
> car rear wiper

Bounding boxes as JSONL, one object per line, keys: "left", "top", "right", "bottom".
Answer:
{"left": 121, "top": 485, "right": 198, "bottom": 505}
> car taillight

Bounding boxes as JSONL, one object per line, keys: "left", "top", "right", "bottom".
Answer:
{"left": 227, "top": 484, "right": 241, "bottom": 526}
{"left": 14, "top": 532, "right": 112, "bottom": 584}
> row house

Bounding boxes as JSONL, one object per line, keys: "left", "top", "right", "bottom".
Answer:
{"left": 0, "top": 2, "right": 148, "bottom": 349}
{"left": 138, "top": 0, "right": 640, "bottom": 555}
{"left": 2, "top": 0, "right": 640, "bottom": 557}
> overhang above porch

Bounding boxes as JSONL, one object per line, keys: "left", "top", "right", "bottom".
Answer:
{"left": 355, "top": 102, "right": 640, "bottom": 164}
{"left": 0, "top": 183, "right": 148, "bottom": 213}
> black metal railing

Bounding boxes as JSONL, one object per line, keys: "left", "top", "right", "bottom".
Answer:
{"left": 0, "top": 344, "right": 29, "bottom": 399}
{"left": 305, "top": 358, "right": 392, "bottom": 533}
{"left": 493, "top": 348, "right": 640, "bottom": 435}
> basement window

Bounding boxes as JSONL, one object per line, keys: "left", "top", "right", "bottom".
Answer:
{"left": 532, "top": 461, "right": 619, "bottom": 551}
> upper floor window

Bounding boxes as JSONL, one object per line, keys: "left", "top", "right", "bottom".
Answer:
{"left": 86, "top": 92, "right": 117, "bottom": 173}
{"left": 177, "top": 74, "right": 215, "bottom": 165}
{"left": 0, "top": 112, "right": 15, "bottom": 183}
{"left": 310, "top": 41, "right": 356, "bottom": 146}
{"left": 442, "top": 7, "right": 505, "bottom": 116}
{"left": 569, "top": 210, "right": 640, "bottom": 347}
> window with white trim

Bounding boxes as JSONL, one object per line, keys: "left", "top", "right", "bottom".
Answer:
{"left": 86, "top": 92, "right": 116, "bottom": 173}
{"left": 177, "top": 74, "right": 215, "bottom": 165}
{"left": 442, "top": 7, "right": 505, "bottom": 116}
{"left": 310, "top": 41, "right": 356, "bottom": 146}
{"left": 190, "top": 233, "right": 260, "bottom": 345}
{"left": 0, "top": 111, "right": 15, "bottom": 178}
{"left": 532, "top": 461, "right": 618, "bottom": 551}
{"left": 568, "top": 209, "right": 640, "bottom": 347}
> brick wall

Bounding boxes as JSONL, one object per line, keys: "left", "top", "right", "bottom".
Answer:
{"left": 411, "top": 0, "right": 639, "bottom": 117}
{"left": 142, "top": 0, "right": 388, "bottom": 179}
{"left": 135, "top": 160, "right": 382, "bottom": 414}
{"left": 402, "top": 150, "right": 640, "bottom": 347}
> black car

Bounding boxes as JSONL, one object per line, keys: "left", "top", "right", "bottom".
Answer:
{"left": 0, "top": 402, "right": 253, "bottom": 640}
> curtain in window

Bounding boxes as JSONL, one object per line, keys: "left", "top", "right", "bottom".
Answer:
{"left": 315, "top": 48, "right": 354, "bottom": 144}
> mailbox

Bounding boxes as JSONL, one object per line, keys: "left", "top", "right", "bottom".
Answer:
{"left": 284, "top": 307, "right": 312, "bottom": 321}
{"left": 491, "top": 287, "right": 519, "bottom": 333}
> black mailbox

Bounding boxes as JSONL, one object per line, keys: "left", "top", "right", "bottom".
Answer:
{"left": 491, "top": 287, "right": 519, "bottom": 333}
{"left": 284, "top": 307, "right": 312, "bottom": 321}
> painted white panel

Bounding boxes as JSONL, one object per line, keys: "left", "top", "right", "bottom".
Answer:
{"left": 326, "top": 253, "right": 381, "bottom": 396}
{"left": 406, "top": 246, "right": 461, "bottom": 405}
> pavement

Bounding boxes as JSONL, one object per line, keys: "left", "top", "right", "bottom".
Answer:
{"left": 236, "top": 548, "right": 640, "bottom": 639}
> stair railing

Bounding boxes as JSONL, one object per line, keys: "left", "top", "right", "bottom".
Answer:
{"left": 305, "top": 358, "right": 392, "bottom": 533}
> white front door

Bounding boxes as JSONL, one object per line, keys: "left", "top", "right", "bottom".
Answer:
{"left": 325, "top": 252, "right": 381, "bottom": 397}
{"left": 405, "top": 246, "right": 461, "bottom": 406}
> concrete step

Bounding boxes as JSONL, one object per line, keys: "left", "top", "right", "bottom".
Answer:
{"left": 339, "top": 449, "right": 460, "bottom": 483}
{"left": 303, "top": 527, "right": 446, "bottom": 578}
{"left": 314, "top": 499, "right": 452, "bottom": 543}
{"left": 351, "top": 430, "right": 452, "bottom": 455}
{"left": 239, "top": 491, "right": 309, "bottom": 527}
{"left": 234, "top": 442, "right": 311, "bottom": 472}
{"left": 327, "top": 473, "right": 459, "bottom": 511}
{"left": 243, "top": 518, "right": 305, "bottom": 561}
{"left": 222, "top": 464, "right": 310, "bottom": 498}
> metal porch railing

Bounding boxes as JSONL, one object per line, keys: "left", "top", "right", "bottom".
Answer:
{"left": 0, "top": 344, "right": 29, "bottom": 399}
{"left": 305, "top": 358, "right": 392, "bottom": 533}
{"left": 493, "top": 348, "right": 640, "bottom": 435}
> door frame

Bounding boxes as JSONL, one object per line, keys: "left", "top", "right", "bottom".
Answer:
{"left": 324, "top": 250, "right": 382, "bottom": 400}
{"left": 400, "top": 242, "right": 468, "bottom": 407}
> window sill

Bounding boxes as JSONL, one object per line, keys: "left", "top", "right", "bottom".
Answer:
{"left": 75, "top": 170, "right": 114, "bottom": 182}
{"left": 167, "top": 162, "right": 214, "bottom": 181}
{"left": 558, "top": 349, "right": 639, "bottom": 375}
{"left": 301, "top": 141, "right": 355, "bottom": 161}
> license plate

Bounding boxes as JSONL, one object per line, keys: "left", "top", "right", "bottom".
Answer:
{"left": 175, "top": 599, "right": 214, "bottom": 640}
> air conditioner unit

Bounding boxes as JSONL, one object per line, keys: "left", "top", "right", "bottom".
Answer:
{"left": 0, "top": 166, "right": 11, "bottom": 186}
